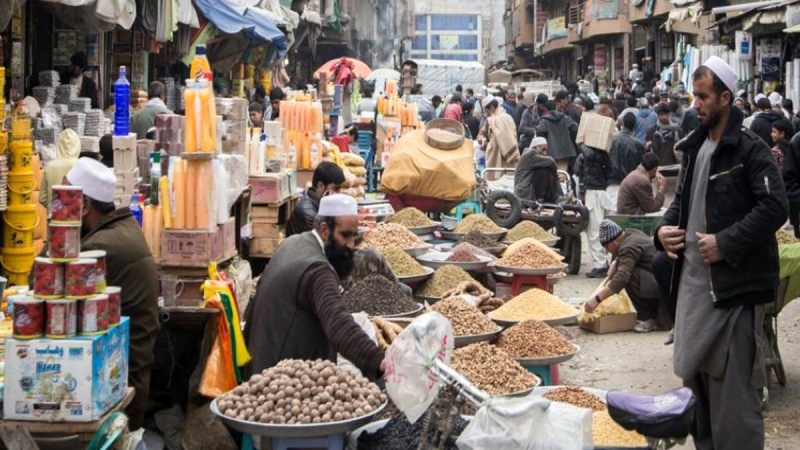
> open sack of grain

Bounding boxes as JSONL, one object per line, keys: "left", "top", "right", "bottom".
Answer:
{"left": 578, "top": 278, "right": 636, "bottom": 325}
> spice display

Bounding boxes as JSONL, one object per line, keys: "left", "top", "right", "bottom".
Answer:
{"left": 777, "top": 229, "right": 797, "bottom": 245}
{"left": 387, "top": 207, "right": 436, "bottom": 228}
{"left": 357, "top": 412, "right": 469, "bottom": 450}
{"left": 216, "top": 359, "right": 386, "bottom": 424}
{"left": 450, "top": 242, "right": 497, "bottom": 260}
{"left": 456, "top": 230, "right": 497, "bottom": 248}
{"left": 450, "top": 343, "right": 538, "bottom": 396}
{"left": 496, "top": 320, "right": 575, "bottom": 359}
{"left": 496, "top": 243, "right": 564, "bottom": 268}
{"left": 593, "top": 410, "right": 648, "bottom": 447}
{"left": 343, "top": 274, "right": 420, "bottom": 316}
{"left": 430, "top": 297, "right": 498, "bottom": 336}
{"left": 45, "top": 299, "right": 77, "bottom": 338}
{"left": 417, "top": 265, "right": 479, "bottom": 298}
{"left": 12, "top": 297, "right": 45, "bottom": 339}
{"left": 382, "top": 246, "right": 428, "bottom": 277}
{"left": 454, "top": 215, "right": 503, "bottom": 233}
{"left": 105, "top": 287, "right": 122, "bottom": 327}
{"left": 445, "top": 246, "right": 480, "bottom": 263}
{"left": 440, "top": 280, "right": 493, "bottom": 302}
{"left": 81, "top": 250, "right": 107, "bottom": 292}
{"left": 33, "top": 257, "right": 64, "bottom": 298}
{"left": 505, "top": 221, "right": 555, "bottom": 242}
{"left": 505, "top": 238, "right": 562, "bottom": 260}
{"left": 371, "top": 317, "right": 405, "bottom": 350}
{"left": 491, "top": 289, "right": 578, "bottom": 322}
{"left": 363, "top": 223, "right": 426, "bottom": 250}
{"left": 542, "top": 387, "right": 606, "bottom": 411}
{"left": 78, "top": 294, "right": 109, "bottom": 335}
{"left": 66, "top": 259, "right": 98, "bottom": 298}
{"left": 50, "top": 185, "right": 83, "bottom": 223}
{"left": 49, "top": 223, "right": 81, "bottom": 261}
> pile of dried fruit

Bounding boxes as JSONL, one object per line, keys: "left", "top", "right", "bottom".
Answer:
{"left": 593, "top": 410, "right": 648, "bottom": 447}
{"left": 450, "top": 242, "right": 497, "bottom": 260}
{"left": 363, "top": 224, "right": 426, "bottom": 250}
{"left": 490, "top": 289, "right": 578, "bottom": 322}
{"left": 542, "top": 387, "right": 606, "bottom": 411}
{"left": 216, "top": 359, "right": 385, "bottom": 424}
{"left": 456, "top": 230, "right": 497, "bottom": 248}
{"left": 417, "top": 265, "right": 479, "bottom": 298}
{"left": 496, "top": 320, "right": 575, "bottom": 359}
{"left": 387, "top": 207, "right": 436, "bottom": 228}
{"left": 357, "top": 410, "right": 469, "bottom": 450}
{"left": 496, "top": 243, "right": 564, "bottom": 268}
{"left": 440, "top": 280, "right": 492, "bottom": 301}
{"left": 505, "top": 221, "right": 556, "bottom": 242}
{"left": 450, "top": 342, "right": 538, "bottom": 396}
{"left": 505, "top": 238, "right": 562, "bottom": 260}
{"left": 446, "top": 246, "right": 481, "bottom": 263}
{"left": 777, "top": 229, "right": 798, "bottom": 245}
{"left": 371, "top": 317, "right": 405, "bottom": 350}
{"left": 430, "top": 297, "right": 498, "bottom": 336}
{"left": 344, "top": 275, "right": 420, "bottom": 316}
{"left": 382, "top": 247, "right": 428, "bottom": 277}
{"left": 454, "top": 215, "right": 503, "bottom": 233}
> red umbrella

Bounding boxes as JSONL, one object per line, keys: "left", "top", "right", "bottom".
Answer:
{"left": 313, "top": 57, "right": 372, "bottom": 81}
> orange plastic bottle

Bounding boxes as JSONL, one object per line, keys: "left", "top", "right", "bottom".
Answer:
{"left": 172, "top": 158, "right": 186, "bottom": 228}
{"left": 190, "top": 45, "right": 212, "bottom": 81}
{"left": 195, "top": 160, "right": 211, "bottom": 229}
{"left": 185, "top": 161, "right": 198, "bottom": 229}
{"left": 183, "top": 82, "right": 198, "bottom": 152}
{"left": 200, "top": 78, "right": 216, "bottom": 153}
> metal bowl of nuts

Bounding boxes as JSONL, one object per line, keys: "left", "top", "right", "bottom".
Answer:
{"left": 490, "top": 312, "right": 580, "bottom": 328}
{"left": 416, "top": 251, "right": 493, "bottom": 272}
{"left": 514, "top": 343, "right": 581, "bottom": 367}
{"left": 489, "top": 263, "right": 568, "bottom": 276}
{"left": 406, "top": 223, "right": 440, "bottom": 236}
{"left": 396, "top": 266, "right": 434, "bottom": 284}
{"left": 454, "top": 326, "right": 503, "bottom": 348}
{"left": 403, "top": 245, "right": 433, "bottom": 257}
{"left": 440, "top": 230, "right": 507, "bottom": 242}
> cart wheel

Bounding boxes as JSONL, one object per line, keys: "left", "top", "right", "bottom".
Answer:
{"left": 485, "top": 190, "right": 522, "bottom": 228}
{"left": 556, "top": 204, "right": 590, "bottom": 237}
{"left": 563, "top": 235, "right": 582, "bottom": 275}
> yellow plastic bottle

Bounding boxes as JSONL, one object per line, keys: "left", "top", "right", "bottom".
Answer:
{"left": 200, "top": 78, "right": 216, "bottom": 153}
{"left": 183, "top": 81, "right": 199, "bottom": 152}
{"left": 185, "top": 161, "right": 198, "bottom": 229}
{"left": 195, "top": 161, "right": 211, "bottom": 229}
{"left": 172, "top": 159, "right": 186, "bottom": 228}
{"left": 159, "top": 175, "right": 173, "bottom": 229}
{"left": 190, "top": 45, "right": 212, "bottom": 81}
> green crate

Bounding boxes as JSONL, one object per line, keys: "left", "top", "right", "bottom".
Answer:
{"left": 606, "top": 214, "right": 660, "bottom": 236}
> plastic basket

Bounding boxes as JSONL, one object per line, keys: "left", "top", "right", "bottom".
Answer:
{"left": 606, "top": 214, "right": 660, "bottom": 236}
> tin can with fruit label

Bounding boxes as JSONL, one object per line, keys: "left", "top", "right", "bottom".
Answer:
{"left": 33, "top": 257, "right": 65, "bottom": 298}
{"left": 12, "top": 297, "right": 45, "bottom": 339}
{"left": 51, "top": 185, "right": 83, "bottom": 223}
{"left": 78, "top": 294, "right": 109, "bottom": 335}
{"left": 105, "top": 286, "right": 121, "bottom": 327}
{"left": 48, "top": 223, "right": 81, "bottom": 261}
{"left": 66, "top": 258, "right": 97, "bottom": 299}
{"left": 46, "top": 298, "right": 77, "bottom": 338}
{"left": 80, "top": 250, "right": 107, "bottom": 293}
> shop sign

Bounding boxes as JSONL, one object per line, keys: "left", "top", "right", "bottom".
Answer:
{"left": 594, "top": 0, "right": 620, "bottom": 20}
{"left": 593, "top": 44, "right": 607, "bottom": 73}
{"left": 548, "top": 17, "right": 568, "bottom": 41}
{"left": 759, "top": 38, "right": 781, "bottom": 82}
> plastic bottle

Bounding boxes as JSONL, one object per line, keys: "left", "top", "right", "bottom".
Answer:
{"left": 183, "top": 80, "right": 199, "bottom": 152}
{"left": 113, "top": 66, "right": 130, "bottom": 136}
{"left": 171, "top": 158, "right": 186, "bottom": 228}
{"left": 195, "top": 161, "right": 211, "bottom": 230}
{"left": 190, "top": 45, "right": 212, "bottom": 81}
{"left": 185, "top": 161, "right": 198, "bottom": 229}
{"left": 310, "top": 136, "right": 321, "bottom": 169}
{"left": 130, "top": 190, "right": 143, "bottom": 226}
{"left": 200, "top": 78, "right": 216, "bottom": 152}
{"left": 150, "top": 152, "right": 161, "bottom": 204}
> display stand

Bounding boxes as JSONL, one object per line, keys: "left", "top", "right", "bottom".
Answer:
{"left": 524, "top": 364, "right": 560, "bottom": 386}
{"left": 259, "top": 434, "right": 345, "bottom": 450}
{"left": 509, "top": 273, "right": 552, "bottom": 296}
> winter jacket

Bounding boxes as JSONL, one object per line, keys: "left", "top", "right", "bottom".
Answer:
{"left": 40, "top": 129, "right": 81, "bottom": 212}
{"left": 535, "top": 111, "right": 579, "bottom": 161}
{"left": 646, "top": 122, "right": 683, "bottom": 166}
{"left": 502, "top": 101, "right": 516, "bottom": 118}
{"left": 518, "top": 107, "right": 538, "bottom": 151}
{"left": 750, "top": 110, "right": 783, "bottom": 148}
{"left": 575, "top": 144, "right": 610, "bottom": 191}
{"left": 785, "top": 133, "right": 800, "bottom": 234}
{"left": 617, "top": 165, "right": 665, "bottom": 215}
{"left": 482, "top": 110, "right": 520, "bottom": 178}
{"left": 130, "top": 98, "right": 172, "bottom": 139}
{"left": 286, "top": 187, "right": 321, "bottom": 237}
{"left": 680, "top": 107, "right": 700, "bottom": 137}
{"left": 608, "top": 129, "right": 645, "bottom": 185}
{"left": 514, "top": 152, "right": 562, "bottom": 204}
{"left": 655, "top": 107, "right": 789, "bottom": 309}
{"left": 82, "top": 207, "right": 160, "bottom": 430}
{"left": 634, "top": 107, "right": 658, "bottom": 143}
{"left": 792, "top": 112, "right": 800, "bottom": 136}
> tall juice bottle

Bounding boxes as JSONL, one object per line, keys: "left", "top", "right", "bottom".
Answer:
{"left": 113, "top": 66, "right": 130, "bottom": 136}
{"left": 190, "top": 44, "right": 212, "bottom": 81}
{"left": 200, "top": 78, "right": 216, "bottom": 152}
{"left": 310, "top": 135, "right": 321, "bottom": 169}
{"left": 185, "top": 161, "right": 197, "bottom": 228}
{"left": 195, "top": 160, "right": 211, "bottom": 229}
{"left": 312, "top": 102, "right": 324, "bottom": 133}
{"left": 183, "top": 80, "right": 199, "bottom": 152}
{"left": 159, "top": 175, "right": 173, "bottom": 229}
{"left": 300, "top": 132, "right": 311, "bottom": 169}
{"left": 153, "top": 204, "right": 163, "bottom": 261}
{"left": 171, "top": 158, "right": 186, "bottom": 228}
{"left": 286, "top": 131, "right": 298, "bottom": 169}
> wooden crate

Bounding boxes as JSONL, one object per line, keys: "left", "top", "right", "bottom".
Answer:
{"left": 249, "top": 237, "right": 282, "bottom": 257}
{"left": 160, "top": 219, "right": 236, "bottom": 268}
{"left": 252, "top": 223, "right": 283, "bottom": 239}
{"left": 251, "top": 195, "right": 298, "bottom": 225}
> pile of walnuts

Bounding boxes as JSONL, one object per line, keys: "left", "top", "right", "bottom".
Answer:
{"left": 216, "top": 359, "right": 386, "bottom": 425}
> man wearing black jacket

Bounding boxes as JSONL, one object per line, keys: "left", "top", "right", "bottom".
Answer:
{"left": 784, "top": 132, "right": 800, "bottom": 236}
{"left": 750, "top": 97, "right": 783, "bottom": 147}
{"left": 656, "top": 57, "right": 788, "bottom": 450}
{"left": 286, "top": 162, "right": 346, "bottom": 237}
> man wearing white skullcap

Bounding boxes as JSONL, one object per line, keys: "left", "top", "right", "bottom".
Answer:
{"left": 64, "top": 157, "right": 159, "bottom": 431}
{"left": 514, "top": 134, "right": 562, "bottom": 205}
{"left": 655, "top": 56, "right": 788, "bottom": 449}
{"left": 478, "top": 93, "right": 520, "bottom": 180}
{"left": 245, "top": 194, "right": 385, "bottom": 379}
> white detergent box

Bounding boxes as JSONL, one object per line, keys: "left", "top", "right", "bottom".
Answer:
{"left": 3, "top": 317, "right": 129, "bottom": 422}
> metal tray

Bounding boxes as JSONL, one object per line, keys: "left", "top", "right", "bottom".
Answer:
{"left": 454, "top": 326, "right": 502, "bottom": 348}
{"left": 374, "top": 303, "right": 425, "bottom": 319}
{"left": 489, "top": 263, "right": 568, "bottom": 276}
{"left": 514, "top": 344, "right": 580, "bottom": 367}
{"left": 406, "top": 223, "right": 440, "bottom": 236}
{"left": 439, "top": 242, "right": 506, "bottom": 256}
{"left": 210, "top": 398, "right": 387, "bottom": 438}
{"left": 488, "top": 311, "right": 580, "bottom": 328}
{"left": 440, "top": 229, "right": 507, "bottom": 242}
{"left": 504, "top": 236, "right": 559, "bottom": 247}
{"left": 403, "top": 245, "right": 432, "bottom": 257}
{"left": 396, "top": 267, "right": 434, "bottom": 284}
{"left": 416, "top": 252, "right": 493, "bottom": 271}
{"left": 547, "top": 272, "right": 566, "bottom": 285}
{"left": 414, "top": 293, "right": 442, "bottom": 304}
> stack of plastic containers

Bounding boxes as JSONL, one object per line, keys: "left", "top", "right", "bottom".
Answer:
{"left": 0, "top": 67, "right": 7, "bottom": 212}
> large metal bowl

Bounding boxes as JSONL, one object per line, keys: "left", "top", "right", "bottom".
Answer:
{"left": 438, "top": 242, "right": 506, "bottom": 256}
{"left": 406, "top": 223, "right": 440, "bottom": 236}
{"left": 374, "top": 303, "right": 425, "bottom": 320}
{"left": 513, "top": 344, "right": 581, "bottom": 367}
{"left": 396, "top": 267, "right": 434, "bottom": 284}
{"left": 488, "top": 311, "right": 580, "bottom": 328}
{"left": 210, "top": 398, "right": 387, "bottom": 438}
{"left": 440, "top": 229, "right": 507, "bottom": 242}
{"left": 403, "top": 245, "right": 433, "bottom": 257}
{"left": 489, "top": 263, "right": 568, "bottom": 276}
{"left": 454, "top": 326, "right": 503, "bottom": 348}
{"left": 416, "top": 252, "right": 493, "bottom": 272}
{"left": 504, "top": 236, "right": 559, "bottom": 247}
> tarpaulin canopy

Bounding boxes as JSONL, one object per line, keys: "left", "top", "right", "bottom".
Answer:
{"left": 194, "top": 0, "right": 288, "bottom": 59}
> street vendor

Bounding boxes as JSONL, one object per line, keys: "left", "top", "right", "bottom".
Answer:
{"left": 244, "top": 194, "right": 385, "bottom": 377}
{"left": 286, "top": 162, "right": 346, "bottom": 237}
{"left": 478, "top": 95, "right": 520, "bottom": 179}
{"left": 514, "top": 137, "right": 562, "bottom": 205}
{"left": 65, "top": 157, "right": 160, "bottom": 431}
{"left": 616, "top": 152, "right": 666, "bottom": 215}
{"left": 585, "top": 219, "right": 667, "bottom": 333}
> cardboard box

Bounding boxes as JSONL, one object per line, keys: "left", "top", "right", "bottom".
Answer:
{"left": 161, "top": 226, "right": 225, "bottom": 267}
{"left": 576, "top": 113, "right": 616, "bottom": 152}
{"left": 580, "top": 313, "right": 637, "bottom": 334}
{"left": 252, "top": 223, "right": 283, "bottom": 239}
{"left": 221, "top": 217, "right": 237, "bottom": 258}
{"left": 250, "top": 172, "right": 292, "bottom": 204}
{"left": 112, "top": 134, "right": 138, "bottom": 172}
{"left": 4, "top": 318, "right": 130, "bottom": 422}
{"left": 249, "top": 237, "right": 283, "bottom": 257}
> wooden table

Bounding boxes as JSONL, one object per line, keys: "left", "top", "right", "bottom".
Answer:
{"left": 0, "top": 387, "right": 135, "bottom": 449}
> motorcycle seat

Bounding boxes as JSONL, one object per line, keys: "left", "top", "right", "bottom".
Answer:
{"left": 606, "top": 388, "right": 696, "bottom": 439}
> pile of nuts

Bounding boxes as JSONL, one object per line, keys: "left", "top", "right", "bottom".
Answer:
{"left": 417, "top": 265, "right": 479, "bottom": 298}
{"left": 450, "top": 242, "right": 497, "bottom": 260}
{"left": 456, "top": 230, "right": 498, "bottom": 248}
{"left": 496, "top": 320, "right": 575, "bottom": 359}
{"left": 382, "top": 247, "right": 428, "bottom": 277}
{"left": 216, "top": 359, "right": 386, "bottom": 424}
{"left": 363, "top": 224, "right": 426, "bottom": 250}
{"left": 344, "top": 275, "right": 420, "bottom": 316}
{"left": 542, "top": 386, "right": 606, "bottom": 411}
{"left": 387, "top": 207, "right": 436, "bottom": 228}
{"left": 450, "top": 342, "right": 538, "bottom": 396}
{"left": 593, "top": 410, "right": 648, "bottom": 447}
{"left": 496, "top": 243, "right": 564, "bottom": 268}
{"left": 454, "top": 215, "right": 503, "bottom": 234}
{"left": 445, "top": 246, "right": 481, "bottom": 263}
{"left": 490, "top": 289, "right": 578, "bottom": 322}
{"left": 504, "top": 221, "right": 556, "bottom": 242}
{"left": 430, "top": 297, "right": 498, "bottom": 336}
{"left": 505, "top": 238, "right": 563, "bottom": 260}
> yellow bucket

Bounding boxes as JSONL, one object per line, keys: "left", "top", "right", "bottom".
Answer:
{"left": 8, "top": 172, "right": 35, "bottom": 205}
{"left": 2, "top": 246, "right": 36, "bottom": 286}
{"left": 3, "top": 205, "right": 39, "bottom": 248}
{"left": 32, "top": 153, "right": 42, "bottom": 190}
{"left": 9, "top": 141, "right": 34, "bottom": 174}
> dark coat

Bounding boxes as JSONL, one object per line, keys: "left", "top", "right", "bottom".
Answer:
{"left": 535, "top": 111, "right": 579, "bottom": 161}
{"left": 575, "top": 144, "right": 610, "bottom": 191}
{"left": 750, "top": 110, "right": 783, "bottom": 148}
{"left": 514, "top": 152, "right": 562, "bottom": 204}
{"left": 655, "top": 107, "right": 789, "bottom": 309}
{"left": 609, "top": 129, "right": 645, "bottom": 184}
{"left": 784, "top": 133, "right": 800, "bottom": 234}
{"left": 285, "top": 187, "right": 321, "bottom": 237}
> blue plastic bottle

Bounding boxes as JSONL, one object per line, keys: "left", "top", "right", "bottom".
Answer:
{"left": 114, "top": 66, "right": 131, "bottom": 136}
{"left": 130, "top": 190, "right": 143, "bottom": 226}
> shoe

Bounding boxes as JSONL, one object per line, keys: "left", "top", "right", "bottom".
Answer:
{"left": 663, "top": 329, "right": 675, "bottom": 345}
{"left": 633, "top": 319, "right": 658, "bottom": 333}
{"left": 585, "top": 267, "right": 609, "bottom": 278}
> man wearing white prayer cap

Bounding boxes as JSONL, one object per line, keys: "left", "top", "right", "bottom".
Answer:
{"left": 63, "top": 157, "right": 159, "bottom": 431}
{"left": 245, "top": 193, "right": 385, "bottom": 379}
{"left": 655, "top": 56, "right": 788, "bottom": 449}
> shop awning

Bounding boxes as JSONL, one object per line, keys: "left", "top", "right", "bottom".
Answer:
{"left": 194, "top": 0, "right": 288, "bottom": 59}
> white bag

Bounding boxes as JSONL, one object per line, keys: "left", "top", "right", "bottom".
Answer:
{"left": 457, "top": 394, "right": 593, "bottom": 450}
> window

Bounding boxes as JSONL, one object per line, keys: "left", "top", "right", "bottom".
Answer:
{"left": 415, "top": 15, "right": 427, "bottom": 31}
{"left": 526, "top": 6, "right": 534, "bottom": 25}
{"left": 411, "top": 36, "right": 427, "bottom": 50}
{"left": 431, "top": 15, "right": 478, "bottom": 31}
{"left": 459, "top": 35, "right": 479, "bottom": 50}
{"left": 431, "top": 54, "right": 478, "bottom": 62}
{"left": 430, "top": 34, "right": 479, "bottom": 50}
